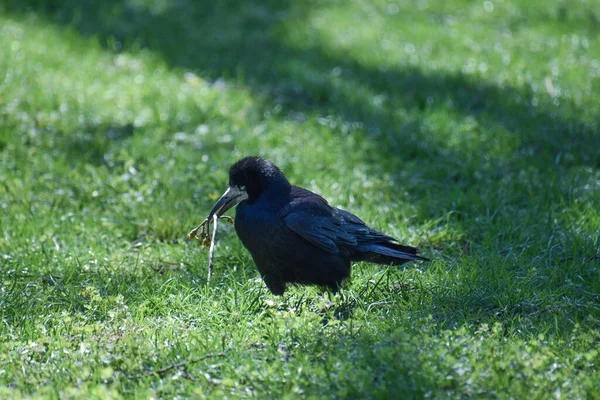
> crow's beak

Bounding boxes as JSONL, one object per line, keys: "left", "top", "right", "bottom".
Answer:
{"left": 208, "top": 186, "right": 248, "bottom": 219}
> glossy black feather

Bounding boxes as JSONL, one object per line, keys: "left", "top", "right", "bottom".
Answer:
{"left": 225, "top": 157, "right": 428, "bottom": 295}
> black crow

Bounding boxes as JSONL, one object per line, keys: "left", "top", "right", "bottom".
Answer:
{"left": 206, "top": 156, "right": 428, "bottom": 295}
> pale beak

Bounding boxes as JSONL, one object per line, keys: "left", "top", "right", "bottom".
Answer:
{"left": 207, "top": 186, "right": 248, "bottom": 219}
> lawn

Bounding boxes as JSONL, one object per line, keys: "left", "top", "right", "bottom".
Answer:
{"left": 1, "top": 0, "right": 599, "bottom": 398}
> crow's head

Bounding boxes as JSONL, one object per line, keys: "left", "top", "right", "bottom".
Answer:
{"left": 207, "top": 157, "right": 290, "bottom": 218}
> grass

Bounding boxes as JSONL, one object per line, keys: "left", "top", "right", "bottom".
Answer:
{"left": 1, "top": 0, "right": 599, "bottom": 397}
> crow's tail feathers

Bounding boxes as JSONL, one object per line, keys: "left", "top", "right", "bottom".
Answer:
{"left": 355, "top": 241, "right": 429, "bottom": 266}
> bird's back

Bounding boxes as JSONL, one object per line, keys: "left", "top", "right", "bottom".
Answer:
{"left": 280, "top": 186, "right": 427, "bottom": 264}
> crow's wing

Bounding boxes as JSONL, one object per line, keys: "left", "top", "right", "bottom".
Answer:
{"left": 281, "top": 208, "right": 354, "bottom": 254}
{"left": 280, "top": 186, "right": 395, "bottom": 254}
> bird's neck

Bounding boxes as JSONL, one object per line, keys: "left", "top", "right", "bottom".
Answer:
{"left": 254, "top": 179, "right": 292, "bottom": 211}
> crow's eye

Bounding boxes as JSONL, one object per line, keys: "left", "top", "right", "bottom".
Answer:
{"left": 240, "top": 185, "right": 246, "bottom": 191}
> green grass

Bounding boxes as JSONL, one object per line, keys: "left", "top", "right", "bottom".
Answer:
{"left": 1, "top": 0, "right": 599, "bottom": 398}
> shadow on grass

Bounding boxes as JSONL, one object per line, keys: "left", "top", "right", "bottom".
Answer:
{"left": 3, "top": 0, "right": 598, "bottom": 173}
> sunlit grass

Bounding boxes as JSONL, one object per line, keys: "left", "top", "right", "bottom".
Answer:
{"left": 1, "top": 0, "right": 599, "bottom": 398}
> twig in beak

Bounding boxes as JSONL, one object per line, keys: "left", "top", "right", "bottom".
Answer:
{"left": 188, "top": 215, "right": 234, "bottom": 282}
{"left": 187, "top": 218, "right": 208, "bottom": 241}
{"left": 207, "top": 214, "right": 218, "bottom": 281}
